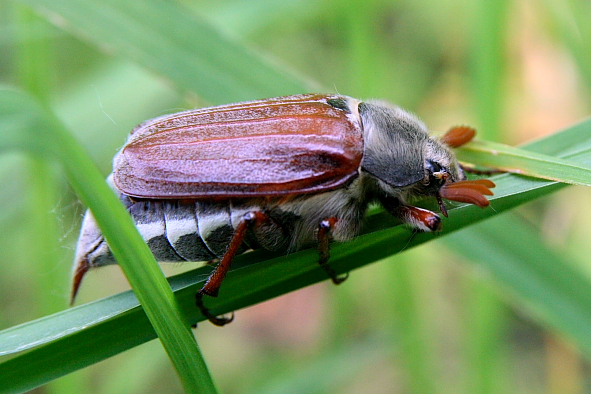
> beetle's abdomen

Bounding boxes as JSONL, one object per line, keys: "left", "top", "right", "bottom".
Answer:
{"left": 74, "top": 193, "right": 263, "bottom": 271}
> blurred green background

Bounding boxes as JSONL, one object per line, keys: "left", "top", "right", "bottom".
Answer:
{"left": 1, "top": 0, "right": 591, "bottom": 393}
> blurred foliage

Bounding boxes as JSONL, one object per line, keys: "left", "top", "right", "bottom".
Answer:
{"left": 1, "top": 0, "right": 591, "bottom": 393}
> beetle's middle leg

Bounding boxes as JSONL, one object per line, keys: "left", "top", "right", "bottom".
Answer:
{"left": 317, "top": 218, "right": 349, "bottom": 285}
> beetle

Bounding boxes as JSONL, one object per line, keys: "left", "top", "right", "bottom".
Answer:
{"left": 72, "top": 93, "right": 495, "bottom": 325}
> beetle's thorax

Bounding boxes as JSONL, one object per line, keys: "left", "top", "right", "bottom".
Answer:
{"left": 358, "top": 101, "right": 429, "bottom": 189}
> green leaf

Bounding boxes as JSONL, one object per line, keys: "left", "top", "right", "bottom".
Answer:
{"left": 457, "top": 138, "right": 591, "bottom": 186}
{"left": 0, "top": 88, "right": 217, "bottom": 394}
{"left": 16, "top": 0, "right": 314, "bottom": 104}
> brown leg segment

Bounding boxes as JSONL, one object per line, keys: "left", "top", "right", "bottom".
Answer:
{"left": 393, "top": 205, "right": 441, "bottom": 232}
{"left": 196, "top": 211, "right": 267, "bottom": 326}
{"left": 317, "top": 218, "right": 348, "bottom": 285}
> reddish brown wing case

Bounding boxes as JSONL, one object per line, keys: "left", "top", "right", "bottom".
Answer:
{"left": 114, "top": 94, "right": 364, "bottom": 199}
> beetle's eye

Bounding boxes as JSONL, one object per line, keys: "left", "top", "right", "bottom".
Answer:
{"left": 426, "top": 160, "right": 442, "bottom": 174}
{"left": 423, "top": 160, "right": 448, "bottom": 187}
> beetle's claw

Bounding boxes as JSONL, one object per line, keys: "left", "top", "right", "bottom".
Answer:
{"left": 321, "top": 263, "right": 348, "bottom": 285}
{"left": 331, "top": 272, "right": 349, "bottom": 285}
{"left": 207, "top": 312, "right": 235, "bottom": 327}
{"left": 195, "top": 293, "right": 234, "bottom": 326}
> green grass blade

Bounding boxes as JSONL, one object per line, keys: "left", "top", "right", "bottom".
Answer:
{"left": 16, "top": 0, "right": 313, "bottom": 104}
{"left": 0, "top": 88, "right": 217, "bottom": 394}
{"left": 457, "top": 139, "right": 591, "bottom": 186}
{"left": 387, "top": 254, "right": 437, "bottom": 394}
{"left": 468, "top": 1, "right": 510, "bottom": 387}
{"left": 469, "top": 0, "right": 509, "bottom": 141}
{"left": 448, "top": 116, "right": 591, "bottom": 363}
{"left": 450, "top": 214, "right": 591, "bottom": 356}
{"left": 542, "top": 0, "right": 591, "bottom": 91}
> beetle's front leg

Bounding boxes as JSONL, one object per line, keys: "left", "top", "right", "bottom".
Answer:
{"left": 393, "top": 206, "right": 441, "bottom": 232}
{"left": 317, "top": 218, "right": 349, "bottom": 284}
{"left": 380, "top": 195, "right": 441, "bottom": 232}
{"left": 196, "top": 211, "right": 268, "bottom": 326}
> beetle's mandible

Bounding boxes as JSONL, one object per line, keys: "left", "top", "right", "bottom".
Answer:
{"left": 73, "top": 94, "right": 495, "bottom": 325}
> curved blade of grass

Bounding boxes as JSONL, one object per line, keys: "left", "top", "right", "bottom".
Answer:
{"left": 16, "top": 0, "right": 313, "bottom": 104}
{"left": 2, "top": 116, "right": 591, "bottom": 391}
{"left": 447, "top": 116, "right": 591, "bottom": 358}
{"left": 456, "top": 138, "right": 591, "bottom": 186}
{"left": 0, "top": 88, "right": 217, "bottom": 394}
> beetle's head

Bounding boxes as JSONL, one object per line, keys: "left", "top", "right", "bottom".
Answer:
{"left": 358, "top": 101, "right": 493, "bottom": 215}
{"left": 409, "top": 138, "right": 469, "bottom": 216}
{"left": 414, "top": 137, "right": 466, "bottom": 196}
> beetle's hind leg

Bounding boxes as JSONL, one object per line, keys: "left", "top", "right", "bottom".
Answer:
{"left": 196, "top": 211, "right": 268, "bottom": 326}
{"left": 317, "top": 218, "right": 349, "bottom": 285}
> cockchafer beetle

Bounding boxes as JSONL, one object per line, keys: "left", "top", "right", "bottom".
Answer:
{"left": 72, "top": 93, "right": 495, "bottom": 325}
